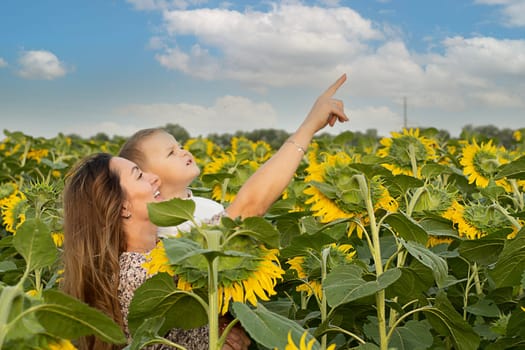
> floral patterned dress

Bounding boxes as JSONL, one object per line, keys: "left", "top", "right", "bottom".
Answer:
{"left": 118, "top": 210, "right": 225, "bottom": 350}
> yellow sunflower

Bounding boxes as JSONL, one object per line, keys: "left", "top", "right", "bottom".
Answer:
{"left": 304, "top": 151, "right": 397, "bottom": 238}
{"left": 185, "top": 137, "right": 218, "bottom": 167}
{"left": 203, "top": 152, "right": 259, "bottom": 203}
{"left": 287, "top": 243, "right": 356, "bottom": 301}
{"left": 47, "top": 339, "right": 77, "bottom": 350}
{"left": 51, "top": 232, "right": 64, "bottom": 247}
{"left": 26, "top": 148, "right": 49, "bottom": 163}
{"left": 144, "top": 240, "right": 284, "bottom": 315}
{"left": 442, "top": 200, "right": 516, "bottom": 240}
{"left": 0, "top": 190, "right": 27, "bottom": 234}
{"left": 459, "top": 139, "right": 510, "bottom": 190}
{"left": 513, "top": 130, "right": 522, "bottom": 142}
{"left": 377, "top": 128, "right": 438, "bottom": 178}
{"left": 142, "top": 240, "right": 175, "bottom": 277}
{"left": 280, "top": 331, "right": 336, "bottom": 350}
{"left": 218, "top": 246, "right": 284, "bottom": 314}
{"left": 426, "top": 236, "right": 455, "bottom": 247}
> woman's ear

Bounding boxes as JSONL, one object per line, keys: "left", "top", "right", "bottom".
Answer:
{"left": 121, "top": 201, "right": 132, "bottom": 219}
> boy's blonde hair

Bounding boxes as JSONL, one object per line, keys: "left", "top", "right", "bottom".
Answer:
{"left": 118, "top": 127, "right": 164, "bottom": 167}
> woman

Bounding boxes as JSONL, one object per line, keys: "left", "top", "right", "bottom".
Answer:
{"left": 62, "top": 153, "right": 250, "bottom": 350}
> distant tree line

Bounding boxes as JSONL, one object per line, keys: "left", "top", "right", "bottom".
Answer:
{"left": 73, "top": 123, "right": 520, "bottom": 150}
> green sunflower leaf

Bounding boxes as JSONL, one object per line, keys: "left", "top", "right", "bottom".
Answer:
{"left": 400, "top": 239, "right": 448, "bottom": 288}
{"left": 421, "top": 163, "right": 454, "bottom": 178}
{"left": 34, "top": 290, "right": 126, "bottom": 344}
{"left": 148, "top": 198, "right": 195, "bottom": 227}
{"left": 201, "top": 172, "right": 235, "bottom": 182}
{"left": 419, "top": 217, "right": 458, "bottom": 238}
{"left": 423, "top": 292, "right": 480, "bottom": 350}
{"left": 383, "top": 212, "right": 428, "bottom": 245}
{"left": 128, "top": 273, "right": 207, "bottom": 336}
{"left": 123, "top": 316, "right": 165, "bottom": 350}
{"left": 232, "top": 302, "right": 318, "bottom": 350}
{"left": 2, "top": 286, "right": 45, "bottom": 342}
{"left": 238, "top": 217, "right": 280, "bottom": 248}
{"left": 324, "top": 265, "right": 401, "bottom": 307}
{"left": 495, "top": 155, "right": 525, "bottom": 180}
{"left": 163, "top": 236, "right": 252, "bottom": 265}
{"left": 12, "top": 218, "right": 57, "bottom": 271}
{"left": 458, "top": 236, "right": 505, "bottom": 266}
{"left": 383, "top": 175, "right": 424, "bottom": 197}
{"left": 490, "top": 228, "right": 525, "bottom": 288}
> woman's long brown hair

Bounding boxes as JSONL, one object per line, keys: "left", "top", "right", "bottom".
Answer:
{"left": 62, "top": 153, "right": 127, "bottom": 350}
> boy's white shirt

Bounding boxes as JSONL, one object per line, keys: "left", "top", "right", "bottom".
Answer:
{"left": 157, "top": 195, "right": 225, "bottom": 238}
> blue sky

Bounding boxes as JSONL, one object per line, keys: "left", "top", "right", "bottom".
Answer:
{"left": 1, "top": 0, "right": 524, "bottom": 139}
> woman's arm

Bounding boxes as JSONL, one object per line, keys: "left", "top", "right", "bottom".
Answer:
{"left": 225, "top": 74, "right": 349, "bottom": 219}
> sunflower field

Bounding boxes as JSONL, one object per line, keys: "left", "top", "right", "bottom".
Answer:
{"left": 1, "top": 127, "right": 525, "bottom": 350}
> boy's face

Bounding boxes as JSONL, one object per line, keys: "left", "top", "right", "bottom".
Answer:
{"left": 140, "top": 131, "right": 200, "bottom": 199}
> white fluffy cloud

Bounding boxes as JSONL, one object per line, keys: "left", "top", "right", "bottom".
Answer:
{"left": 0, "top": 57, "right": 7, "bottom": 68}
{"left": 17, "top": 50, "right": 68, "bottom": 80}
{"left": 149, "top": 3, "right": 525, "bottom": 112}
{"left": 115, "top": 96, "right": 278, "bottom": 136}
{"left": 476, "top": 0, "right": 525, "bottom": 27}
{"left": 156, "top": 4, "right": 382, "bottom": 86}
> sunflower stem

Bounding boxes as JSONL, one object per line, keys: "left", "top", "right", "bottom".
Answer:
{"left": 355, "top": 174, "right": 388, "bottom": 350}
{"left": 205, "top": 231, "right": 221, "bottom": 350}
{"left": 407, "top": 186, "right": 426, "bottom": 217}
{"left": 510, "top": 179, "right": 524, "bottom": 210}
{"left": 408, "top": 143, "right": 419, "bottom": 178}
{"left": 320, "top": 247, "right": 330, "bottom": 350}
{"left": 493, "top": 202, "right": 522, "bottom": 231}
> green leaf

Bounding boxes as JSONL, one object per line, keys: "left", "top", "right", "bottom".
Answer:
{"left": 347, "top": 163, "right": 393, "bottom": 179}
{"left": 163, "top": 236, "right": 252, "bottom": 266}
{"left": 148, "top": 198, "right": 196, "bottom": 227}
{"left": 280, "top": 232, "right": 337, "bottom": 258}
{"left": 423, "top": 292, "right": 480, "bottom": 350}
{"left": 383, "top": 175, "right": 424, "bottom": 197}
{"left": 495, "top": 155, "right": 525, "bottom": 180}
{"left": 12, "top": 218, "right": 57, "bottom": 271}
{"left": 324, "top": 265, "right": 401, "bottom": 307}
{"left": 384, "top": 213, "right": 428, "bottom": 245}
{"left": 421, "top": 163, "right": 454, "bottom": 178}
{"left": 3, "top": 287, "right": 46, "bottom": 342}
{"left": 388, "top": 320, "right": 434, "bottom": 350}
{"left": 0, "top": 261, "right": 17, "bottom": 273}
{"left": 400, "top": 239, "right": 448, "bottom": 288}
{"left": 386, "top": 264, "right": 435, "bottom": 303}
{"left": 239, "top": 217, "right": 280, "bottom": 248}
{"left": 201, "top": 172, "right": 235, "bottom": 182}
{"left": 352, "top": 344, "right": 380, "bottom": 350}
{"left": 163, "top": 237, "right": 208, "bottom": 265}
{"left": 490, "top": 229, "right": 525, "bottom": 288}
{"left": 232, "top": 302, "right": 317, "bottom": 350}
{"left": 458, "top": 236, "right": 505, "bottom": 266}
{"left": 466, "top": 298, "right": 500, "bottom": 317}
{"left": 35, "top": 290, "right": 126, "bottom": 344}
{"left": 128, "top": 273, "right": 207, "bottom": 336}
{"left": 419, "top": 217, "right": 458, "bottom": 238}
{"left": 123, "top": 316, "right": 169, "bottom": 350}
{"left": 507, "top": 304, "right": 525, "bottom": 337}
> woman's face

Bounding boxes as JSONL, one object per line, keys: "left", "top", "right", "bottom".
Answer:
{"left": 109, "top": 156, "right": 164, "bottom": 220}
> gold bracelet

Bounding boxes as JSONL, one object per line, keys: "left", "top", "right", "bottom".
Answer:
{"left": 286, "top": 139, "right": 306, "bottom": 154}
